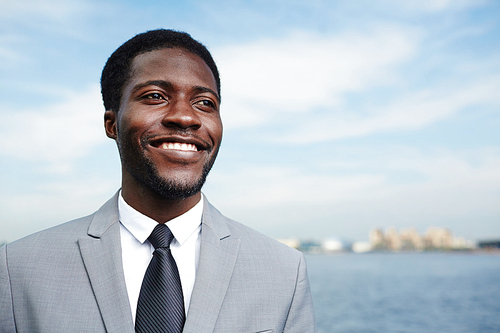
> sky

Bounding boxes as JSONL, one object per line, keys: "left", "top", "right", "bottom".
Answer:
{"left": 1, "top": 0, "right": 499, "bottom": 244}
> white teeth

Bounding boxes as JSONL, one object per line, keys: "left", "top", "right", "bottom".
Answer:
{"left": 160, "top": 142, "right": 197, "bottom": 151}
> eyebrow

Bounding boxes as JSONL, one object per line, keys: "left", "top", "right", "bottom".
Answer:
{"left": 130, "top": 80, "right": 173, "bottom": 95}
{"left": 193, "top": 86, "right": 220, "bottom": 103}
{"left": 131, "top": 80, "right": 220, "bottom": 103}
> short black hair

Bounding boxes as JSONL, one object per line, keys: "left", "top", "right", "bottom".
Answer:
{"left": 100, "top": 29, "right": 220, "bottom": 112}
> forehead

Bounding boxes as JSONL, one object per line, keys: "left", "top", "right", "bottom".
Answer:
{"left": 128, "top": 47, "right": 217, "bottom": 92}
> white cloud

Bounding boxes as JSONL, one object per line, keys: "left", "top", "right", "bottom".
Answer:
{"left": 0, "top": 175, "right": 118, "bottom": 242}
{"left": 392, "top": 0, "right": 487, "bottom": 12}
{"left": 274, "top": 73, "right": 500, "bottom": 144}
{"left": 206, "top": 165, "right": 384, "bottom": 208}
{"left": 204, "top": 146, "right": 500, "bottom": 240}
{"left": 0, "top": 85, "right": 106, "bottom": 169}
{"left": 214, "top": 21, "right": 500, "bottom": 143}
{"left": 0, "top": 33, "right": 32, "bottom": 69}
{"left": 215, "top": 25, "right": 420, "bottom": 128}
{"left": 208, "top": 146, "right": 500, "bottom": 209}
{"left": 0, "top": 0, "right": 93, "bottom": 22}
{"left": 0, "top": 0, "right": 100, "bottom": 42}
{"left": 0, "top": 39, "right": 25, "bottom": 65}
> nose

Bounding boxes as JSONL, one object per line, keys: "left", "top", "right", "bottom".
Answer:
{"left": 161, "top": 99, "right": 202, "bottom": 130}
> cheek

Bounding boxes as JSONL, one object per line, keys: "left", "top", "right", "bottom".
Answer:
{"left": 118, "top": 112, "right": 155, "bottom": 142}
{"left": 205, "top": 116, "right": 223, "bottom": 142}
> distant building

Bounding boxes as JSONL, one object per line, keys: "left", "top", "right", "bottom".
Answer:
{"left": 424, "top": 227, "right": 452, "bottom": 249}
{"left": 369, "top": 229, "right": 385, "bottom": 250}
{"left": 321, "top": 239, "right": 344, "bottom": 253}
{"left": 352, "top": 242, "right": 372, "bottom": 253}
{"left": 369, "top": 226, "right": 472, "bottom": 252}
{"left": 400, "top": 227, "right": 423, "bottom": 251}
{"left": 385, "top": 227, "right": 402, "bottom": 251}
{"left": 478, "top": 240, "right": 500, "bottom": 249}
{"left": 299, "top": 239, "right": 322, "bottom": 253}
{"left": 452, "top": 236, "right": 475, "bottom": 250}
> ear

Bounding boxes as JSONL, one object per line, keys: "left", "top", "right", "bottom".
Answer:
{"left": 104, "top": 110, "right": 118, "bottom": 139}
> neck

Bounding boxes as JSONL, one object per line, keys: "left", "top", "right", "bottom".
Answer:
{"left": 121, "top": 175, "right": 202, "bottom": 223}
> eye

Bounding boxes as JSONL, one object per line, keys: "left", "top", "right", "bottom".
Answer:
{"left": 194, "top": 99, "right": 216, "bottom": 108}
{"left": 142, "top": 92, "right": 165, "bottom": 100}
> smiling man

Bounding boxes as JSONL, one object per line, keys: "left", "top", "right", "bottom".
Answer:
{"left": 0, "top": 29, "right": 317, "bottom": 333}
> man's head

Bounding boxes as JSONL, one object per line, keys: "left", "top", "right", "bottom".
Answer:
{"left": 102, "top": 30, "right": 222, "bottom": 202}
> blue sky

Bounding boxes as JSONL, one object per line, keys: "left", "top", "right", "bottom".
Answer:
{"left": 1, "top": 0, "right": 499, "bottom": 243}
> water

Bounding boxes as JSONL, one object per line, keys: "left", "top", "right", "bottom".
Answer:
{"left": 306, "top": 252, "right": 500, "bottom": 333}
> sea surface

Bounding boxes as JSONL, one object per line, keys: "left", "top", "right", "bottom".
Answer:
{"left": 305, "top": 252, "right": 500, "bottom": 333}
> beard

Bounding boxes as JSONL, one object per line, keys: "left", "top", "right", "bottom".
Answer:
{"left": 118, "top": 134, "right": 219, "bottom": 200}
{"left": 140, "top": 152, "right": 215, "bottom": 200}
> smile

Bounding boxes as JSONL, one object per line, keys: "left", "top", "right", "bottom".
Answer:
{"left": 159, "top": 142, "right": 198, "bottom": 152}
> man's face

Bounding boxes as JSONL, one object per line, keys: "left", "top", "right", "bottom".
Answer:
{"left": 106, "top": 47, "right": 222, "bottom": 199}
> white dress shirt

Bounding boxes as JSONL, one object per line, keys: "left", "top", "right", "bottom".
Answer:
{"left": 118, "top": 192, "right": 202, "bottom": 322}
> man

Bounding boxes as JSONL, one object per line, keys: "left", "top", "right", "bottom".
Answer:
{"left": 0, "top": 29, "right": 317, "bottom": 333}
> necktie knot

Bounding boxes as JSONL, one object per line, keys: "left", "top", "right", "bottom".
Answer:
{"left": 148, "top": 224, "right": 174, "bottom": 250}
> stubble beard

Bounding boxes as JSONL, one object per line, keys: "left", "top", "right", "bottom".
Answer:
{"left": 119, "top": 137, "right": 219, "bottom": 200}
{"left": 141, "top": 152, "right": 215, "bottom": 200}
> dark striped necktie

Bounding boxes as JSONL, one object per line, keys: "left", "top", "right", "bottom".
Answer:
{"left": 135, "top": 224, "right": 185, "bottom": 333}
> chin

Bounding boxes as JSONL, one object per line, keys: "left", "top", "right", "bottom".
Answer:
{"left": 150, "top": 178, "right": 205, "bottom": 200}
{"left": 145, "top": 166, "right": 210, "bottom": 200}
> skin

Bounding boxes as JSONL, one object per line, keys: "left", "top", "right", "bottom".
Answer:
{"left": 104, "top": 47, "right": 223, "bottom": 223}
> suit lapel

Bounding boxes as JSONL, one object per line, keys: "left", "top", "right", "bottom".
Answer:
{"left": 183, "top": 198, "right": 241, "bottom": 333}
{"left": 78, "top": 193, "right": 135, "bottom": 333}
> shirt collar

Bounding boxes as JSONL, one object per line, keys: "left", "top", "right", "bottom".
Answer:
{"left": 118, "top": 191, "right": 203, "bottom": 246}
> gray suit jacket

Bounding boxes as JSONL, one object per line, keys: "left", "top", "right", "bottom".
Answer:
{"left": 0, "top": 193, "right": 317, "bottom": 332}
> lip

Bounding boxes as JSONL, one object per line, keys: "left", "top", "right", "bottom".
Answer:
{"left": 144, "top": 134, "right": 212, "bottom": 164}
{"left": 147, "top": 134, "right": 210, "bottom": 152}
